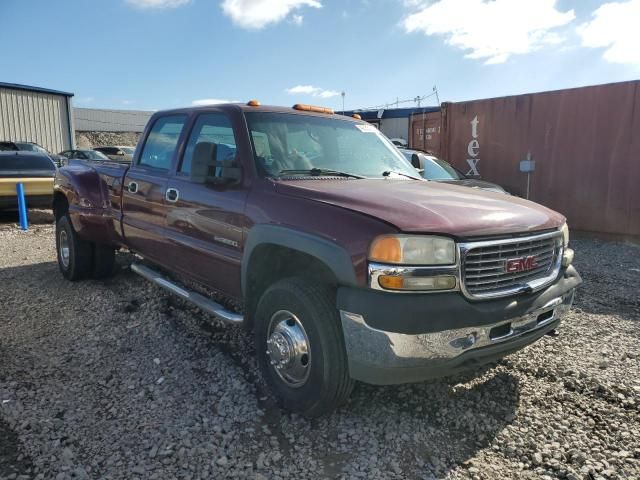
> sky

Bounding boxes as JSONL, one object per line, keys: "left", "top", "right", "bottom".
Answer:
{"left": 1, "top": 0, "right": 638, "bottom": 112}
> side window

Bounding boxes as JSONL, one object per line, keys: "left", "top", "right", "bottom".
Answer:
{"left": 180, "top": 113, "right": 237, "bottom": 178}
{"left": 139, "top": 115, "right": 187, "bottom": 170}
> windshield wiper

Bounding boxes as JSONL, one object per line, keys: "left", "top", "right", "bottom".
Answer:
{"left": 382, "top": 170, "right": 421, "bottom": 180}
{"left": 277, "top": 168, "right": 364, "bottom": 179}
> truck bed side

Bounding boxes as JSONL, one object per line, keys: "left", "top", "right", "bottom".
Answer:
{"left": 53, "top": 160, "right": 130, "bottom": 247}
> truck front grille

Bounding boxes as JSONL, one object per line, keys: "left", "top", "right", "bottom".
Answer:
{"left": 461, "top": 231, "right": 563, "bottom": 300}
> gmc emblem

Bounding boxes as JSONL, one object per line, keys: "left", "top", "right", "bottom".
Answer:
{"left": 505, "top": 255, "right": 538, "bottom": 273}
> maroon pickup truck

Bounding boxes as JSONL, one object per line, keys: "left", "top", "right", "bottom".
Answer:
{"left": 53, "top": 101, "right": 581, "bottom": 416}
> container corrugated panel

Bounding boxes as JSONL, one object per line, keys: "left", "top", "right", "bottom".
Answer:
{"left": 0, "top": 87, "right": 71, "bottom": 153}
{"left": 410, "top": 111, "right": 442, "bottom": 155}
{"left": 439, "top": 80, "right": 640, "bottom": 238}
{"left": 74, "top": 108, "right": 153, "bottom": 133}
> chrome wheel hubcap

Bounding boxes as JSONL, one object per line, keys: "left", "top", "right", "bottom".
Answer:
{"left": 266, "top": 310, "right": 311, "bottom": 388}
{"left": 59, "top": 230, "right": 70, "bottom": 268}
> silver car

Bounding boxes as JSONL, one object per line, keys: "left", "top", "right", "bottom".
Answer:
{"left": 93, "top": 146, "right": 135, "bottom": 162}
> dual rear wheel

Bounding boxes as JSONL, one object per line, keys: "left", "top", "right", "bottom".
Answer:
{"left": 56, "top": 215, "right": 115, "bottom": 280}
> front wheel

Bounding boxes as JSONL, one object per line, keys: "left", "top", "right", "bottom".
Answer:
{"left": 254, "top": 278, "right": 354, "bottom": 417}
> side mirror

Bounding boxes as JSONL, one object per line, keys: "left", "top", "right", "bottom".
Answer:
{"left": 117, "top": 150, "right": 125, "bottom": 156}
{"left": 410, "top": 153, "right": 421, "bottom": 169}
{"left": 206, "top": 160, "right": 242, "bottom": 185}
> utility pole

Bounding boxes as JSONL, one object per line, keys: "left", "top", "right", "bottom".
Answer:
{"left": 341, "top": 91, "right": 345, "bottom": 114}
{"left": 433, "top": 85, "right": 440, "bottom": 106}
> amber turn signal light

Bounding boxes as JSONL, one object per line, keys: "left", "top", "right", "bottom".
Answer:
{"left": 369, "top": 236, "right": 402, "bottom": 263}
{"left": 292, "top": 103, "right": 334, "bottom": 114}
{"left": 378, "top": 275, "right": 456, "bottom": 291}
{"left": 247, "top": 99, "right": 261, "bottom": 107}
{"left": 352, "top": 114, "right": 362, "bottom": 120}
{"left": 378, "top": 276, "right": 405, "bottom": 290}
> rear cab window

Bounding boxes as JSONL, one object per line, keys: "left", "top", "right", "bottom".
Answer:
{"left": 138, "top": 115, "right": 187, "bottom": 171}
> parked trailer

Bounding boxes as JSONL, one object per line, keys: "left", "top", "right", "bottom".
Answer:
{"left": 411, "top": 80, "right": 640, "bottom": 238}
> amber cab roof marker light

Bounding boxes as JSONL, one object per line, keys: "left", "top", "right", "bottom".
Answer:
{"left": 352, "top": 114, "right": 362, "bottom": 120}
{"left": 247, "top": 100, "right": 261, "bottom": 107}
{"left": 292, "top": 103, "right": 335, "bottom": 115}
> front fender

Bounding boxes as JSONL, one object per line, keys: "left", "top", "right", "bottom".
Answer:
{"left": 241, "top": 224, "right": 359, "bottom": 297}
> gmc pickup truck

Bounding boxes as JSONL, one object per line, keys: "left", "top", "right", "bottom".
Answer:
{"left": 53, "top": 101, "right": 581, "bottom": 416}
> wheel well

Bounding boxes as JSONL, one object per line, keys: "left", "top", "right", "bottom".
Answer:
{"left": 245, "top": 244, "right": 337, "bottom": 328}
{"left": 53, "top": 192, "right": 69, "bottom": 220}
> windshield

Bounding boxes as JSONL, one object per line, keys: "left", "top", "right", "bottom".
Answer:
{"left": 245, "top": 112, "right": 420, "bottom": 179}
{"left": 85, "top": 150, "right": 110, "bottom": 160}
{"left": 422, "top": 156, "right": 465, "bottom": 180}
{"left": 16, "top": 143, "right": 48, "bottom": 154}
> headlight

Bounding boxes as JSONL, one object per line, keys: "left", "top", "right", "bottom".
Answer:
{"left": 369, "top": 235, "right": 456, "bottom": 265}
{"left": 561, "top": 223, "right": 569, "bottom": 247}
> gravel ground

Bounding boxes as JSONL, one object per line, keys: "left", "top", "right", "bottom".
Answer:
{"left": 75, "top": 132, "right": 141, "bottom": 150}
{"left": 0, "top": 212, "right": 638, "bottom": 480}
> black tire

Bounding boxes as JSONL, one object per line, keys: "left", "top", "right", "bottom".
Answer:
{"left": 93, "top": 244, "right": 116, "bottom": 279}
{"left": 254, "top": 278, "right": 355, "bottom": 417}
{"left": 56, "top": 215, "right": 93, "bottom": 281}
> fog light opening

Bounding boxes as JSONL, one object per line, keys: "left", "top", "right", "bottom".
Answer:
{"left": 537, "top": 310, "right": 554, "bottom": 324}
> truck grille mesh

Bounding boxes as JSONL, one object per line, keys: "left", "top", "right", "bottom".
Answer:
{"left": 462, "top": 233, "right": 562, "bottom": 298}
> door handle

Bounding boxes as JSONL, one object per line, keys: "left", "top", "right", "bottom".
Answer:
{"left": 165, "top": 187, "right": 180, "bottom": 203}
{"left": 128, "top": 181, "right": 138, "bottom": 194}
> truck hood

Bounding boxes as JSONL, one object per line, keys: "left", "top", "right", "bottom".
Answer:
{"left": 274, "top": 178, "right": 564, "bottom": 237}
{"left": 435, "top": 178, "right": 508, "bottom": 194}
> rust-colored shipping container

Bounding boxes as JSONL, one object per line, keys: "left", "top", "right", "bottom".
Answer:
{"left": 409, "top": 110, "right": 442, "bottom": 156}
{"left": 414, "top": 81, "right": 640, "bottom": 238}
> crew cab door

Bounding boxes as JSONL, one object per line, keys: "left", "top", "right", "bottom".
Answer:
{"left": 121, "top": 114, "right": 188, "bottom": 264}
{"left": 163, "top": 112, "right": 248, "bottom": 298}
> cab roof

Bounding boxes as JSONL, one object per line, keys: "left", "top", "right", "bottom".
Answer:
{"left": 152, "top": 102, "right": 363, "bottom": 122}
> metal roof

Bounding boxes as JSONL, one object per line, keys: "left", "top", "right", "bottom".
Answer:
{"left": 0, "top": 82, "right": 74, "bottom": 97}
{"left": 341, "top": 106, "right": 440, "bottom": 121}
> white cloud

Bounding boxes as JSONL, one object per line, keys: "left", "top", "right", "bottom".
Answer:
{"left": 402, "top": 0, "right": 575, "bottom": 64}
{"left": 286, "top": 85, "right": 341, "bottom": 98}
{"left": 125, "top": 0, "right": 190, "bottom": 8}
{"left": 191, "top": 98, "right": 239, "bottom": 106}
{"left": 221, "top": 0, "right": 321, "bottom": 29}
{"left": 290, "top": 13, "right": 304, "bottom": 25}
{"left": 121, "top": 100, "right": 135, "bottom": 105}
{"left": 577, "top": 0, "right": 640, "bottom": 65}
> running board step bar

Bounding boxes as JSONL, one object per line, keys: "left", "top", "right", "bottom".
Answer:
{"left": 130, "top": 263, "right": 244, "bottom": 325}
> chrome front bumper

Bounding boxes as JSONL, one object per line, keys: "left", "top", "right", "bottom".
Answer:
{"left": 340, "top": 289, "right": 575, "bottom": 385}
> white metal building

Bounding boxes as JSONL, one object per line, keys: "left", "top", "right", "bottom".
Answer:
{"left": 74, "top": 108, "right": 153, "bottom": 133}
{"left": 0, "top": 82, "right": 75, "bottom": 153}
